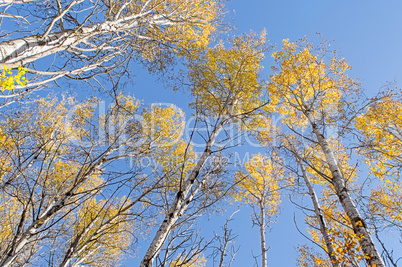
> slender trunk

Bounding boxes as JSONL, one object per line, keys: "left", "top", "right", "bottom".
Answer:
{"left": 297, "top": 159, "right": 339, "bottom": 267}
{"left": 140, "top": 119, "right": 226, "bottom": 267}
{"left": 304, "top": 109, "right": 385, "bottom": 267}
{"left": 218, "top": 234, "right": 228, "bottom": 267}
{"left": 259, "top": 201, "right": 267, "bottom": 267}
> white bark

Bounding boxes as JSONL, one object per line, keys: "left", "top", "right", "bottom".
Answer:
{"left": 304, "top": 109, "right": 385, "bottom": 267}
{"left": 259, "top": 202, "right": 267, "bottom": 267}
{"left": 0, "top": 13, "right": 165, "bottom": 66}
{"left": 297, "top": 158, "right": 339, "bottom": 267}
{"left": 0, "top": 0, "right": 213, "bottom": 99}
{"left": 140, "top": 118, "right": 226, "bottom": 267}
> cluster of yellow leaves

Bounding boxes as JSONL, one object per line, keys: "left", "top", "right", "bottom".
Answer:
{"left": 109, "top": 0, "right": 220, "bottom": 65}
{"left": 0, "top": 96, "right": 109, "bottom": 248}
{"left": 168, "top": 255, "right": 206, "bottom": 267}
{"left": 355, "top": 94, "right": 402, "bottom": 230}
{"left": 0, "top": 127, "right": 14, "bottom": 183}
{"left": 46, "top": 160, "right": 104, "bottom": 199}
{"left": 141, "top": 104, "right": 197, "bottom": 189}
{"left": 244, "top": 114, "right": 280, "bottom": 146}
{"left": 355, "top": 95, "right": 402, "bottom": 179}
{"left": 297, "top": 244, "right": 332, "bottom": 267}
{"left": 155, "top": 139, "right": 196, "bottom": 189}
{"left": 303, "top": 139, "right": 358, "bottom": 187}
{"left": 102, "top": 94, "right": 141, "bottom": 145}
{"left": 0, "top": 65, "right": 28, "bottom": 91}
{"left": 234, "top": 153, "right": 282, "bottom": 216}
{"left": 70, "top": 197, "right": 133, "bottom": 266}
{"left": 142, "top": 104, "right": 185, "bottom": 148}
{"left": 188, "top": 31, "right": 266, "bottom": 117}
{"left": 304, "top": 195, "right": 364, "bottom": 266}
{"left": 370, "top": 180, "right": 402, "bottom": 225}
{"left": 0, "top": 196, "right": 21, "bottom": 248}
{"left": 269, "top": 39, "right": 358, "bottom": 129}
{"left": 15, "top": 95, "right": 97, "bottom": 144}
{"left": 155, "top": 0, "right": 219, "bottom": 56}
{"left": 0, "top": 96, "right": 96, "bottom": 194}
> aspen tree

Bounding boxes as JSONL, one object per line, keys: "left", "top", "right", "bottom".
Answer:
{"left": 269, "top": 39, "right": 384, "bottom": 267}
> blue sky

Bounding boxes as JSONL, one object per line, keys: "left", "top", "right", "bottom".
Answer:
{"left": 135, "top": 0, "right": 402, "bottom": 108}
{"left": 129, "top": 1, "right": 402, "bottom": 266}
{"left": 226, "top": 0, "right": 402, "bottom": 95}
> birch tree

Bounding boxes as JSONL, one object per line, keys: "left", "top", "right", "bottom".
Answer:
{"left": 295, "top": 145, "right": 364, "bottom": 266}
{"left": 270, "top": 130, "right": 358, "bottom": 266}
{"left": 0, "top": 0, "right": 221, "bottom": 106}
{"left": 355, "top": 92, "right": 402, "bottom": 261}
{"left": 0, "top": 92, "right": 190, "bottom": 266}
{"left": 140, "top": 31, "right": 268, "bottom": 267}
{"left": 234, "top": 153, "right": 282, "bottom": 267}
{"left": 268, "top": 39, "right": 385, "bottom": 267}
{"left": 281, "top": 138, "right": 339, "bottom": 267}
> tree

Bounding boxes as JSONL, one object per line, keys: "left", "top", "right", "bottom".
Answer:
{"left": 278, "top": 133, "right": 361, "bottom": 266}
{"left": 0, "top": 92, "right": 190, "bottom": 266}
{"left": 355, "top": 93, "right": 402, "bottom": 180}
{"left": 296, "top": 148, "right": 365, "bottom": 266}
{"left": 234, "top": 153, "right": 282, "bottom": 267}
{"left": 0, "top": 0, "right": 221, "bottom": 106}
{"left": 291, "top": 150, "right": 339, "bottom": 267}
{"left": 140, "top": 31, "right": 268, "bottom": 266}
{"left": 268, "top": 39, "right": 385, "bottom": 266}
{"left": 356, "top": 92, "right": 402, "bottom": 263}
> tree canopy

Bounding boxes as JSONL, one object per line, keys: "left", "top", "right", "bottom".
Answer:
{"left": 0, "top": 1, "right": 401, "bottom": 267}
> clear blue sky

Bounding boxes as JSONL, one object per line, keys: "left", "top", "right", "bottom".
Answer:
{"left": 128, "top": 1, "right": 402, "bottom": 266}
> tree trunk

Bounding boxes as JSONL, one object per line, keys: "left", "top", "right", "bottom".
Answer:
{"left": 304, "top": 110, "right": 385, "bottom": 267}
{"left": 0, "top": 13, "right": 168, "bottom": 66}
{"left": 259, "top": 202, "right": 267, "bottom": 267}
{"left": 297, "top": 159, "right": 339, "bottom": 267}
{"left": 140, "top": 119, "right": 225, "bottom": 267}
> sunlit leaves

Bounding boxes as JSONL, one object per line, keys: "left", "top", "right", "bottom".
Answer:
{"left": 168, "top": 254, "right": 206, "bottom": 267}
{"left": 234, "top": 154, "right": 282, "bottom": 215}
{"left": 302, "top": 191, "right": 364, "bottom": 266}
{"left": 356, "top": 94, "right": 402, "bottom": 179}
{"left": 269, "top": 39, "right": 358, "bottom": 129}
{"left": 0, "top": 92, "right": 195, "bottom": 266}
{"left": 188, "top": 31, "right": 267, "bottom": 116}
{"left": 356, "top": 93, "right": 402, "bottom": 233}
{"left": 142, "top": 104, "right": 185, "bottom": 148}
{"left": 109, "top": 0, "right": 221, "bottom": 66}
{"left": 0, "top": 65, "right": 28, "bottom": 91}
{"left": 0, "top": 196, "right": 21, "bottom": 249}
{"left": 297, "top": 244, "right": 331, "bottom": 267}
{"left": 370, "top": 181, "right": 402, "bottom": 227}
{"left": 67, "top": 197, "right": 134, "bottom": 266}
{"left": 303, "top": 140, "right": 358, "bottom": 187}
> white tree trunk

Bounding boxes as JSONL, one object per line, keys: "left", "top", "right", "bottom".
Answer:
{"left": 304, "top": 110, "right": 385, "bottom": 267}
{"left": 0, "top": 13, "right": 170, "bottom": 66}
{"left": 259, "top": 202, "right": 267, "bottom": 267}
{"left": 140, "top": 119, "right": 226, "bottom": 267}
{"left": 297, "top": 159, "right": 339, "bottom": 267}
